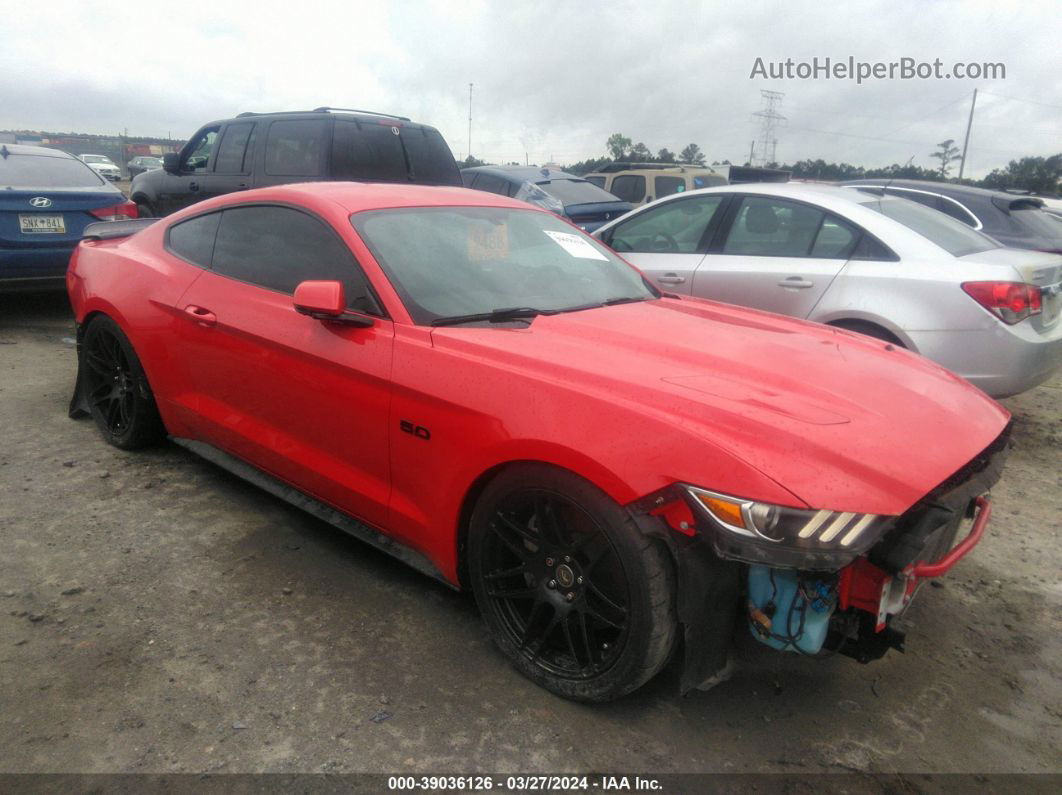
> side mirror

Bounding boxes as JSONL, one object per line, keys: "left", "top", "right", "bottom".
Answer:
{"left": 293, "top": 280, "right": 373, "bottom": 327}
{"left": 162, "top": 152, "right": 180, "bottom": 174}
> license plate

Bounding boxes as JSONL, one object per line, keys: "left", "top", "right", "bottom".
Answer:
{"left": 19, "top": 214, "right": 66, "bottom": 234}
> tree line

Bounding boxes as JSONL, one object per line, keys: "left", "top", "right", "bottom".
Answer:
{"left": 462, "top": 131, "right": 1061, "bottom": 195}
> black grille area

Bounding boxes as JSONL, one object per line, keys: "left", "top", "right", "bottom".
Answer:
{"left": 869, "top": 423, "right": 1012, "bottom": 573}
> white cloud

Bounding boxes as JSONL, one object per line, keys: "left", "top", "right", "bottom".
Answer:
{"left": 1, "top": 0, "right": 1058, "bottom": 177}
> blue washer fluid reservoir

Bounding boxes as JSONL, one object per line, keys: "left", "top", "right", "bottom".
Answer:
{"left": 747, "top": 565, "right": 837, "bottom": 654}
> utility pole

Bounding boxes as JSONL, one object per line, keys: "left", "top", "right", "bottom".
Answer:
{"left": 751, "top": 90, "right": 785, "bottom": 167}
{"left": 748, "top": 140, "right": 756, "bottom": 166}
{"left": 467, "top": 82, "right": 473, "bottom": 162}
{"left": 958, "top": 88, "right": 978, "bottom": 181}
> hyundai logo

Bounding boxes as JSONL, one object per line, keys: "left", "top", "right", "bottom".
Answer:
{"left": 29, "top": 197, "right": 53, "bottom": 208}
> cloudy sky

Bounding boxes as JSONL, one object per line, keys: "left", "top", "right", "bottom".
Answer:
{"left": 1, "top": 0, "right": 1058, "bottom": 177}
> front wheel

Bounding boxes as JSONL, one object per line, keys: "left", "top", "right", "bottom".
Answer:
{"left": 80, "top": 316, "right": 165, "bottom": 449}
{"left": 468, "top": 464, "right": 676, "bottom": 702}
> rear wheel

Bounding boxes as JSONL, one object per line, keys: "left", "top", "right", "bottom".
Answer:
{"left": 132, "top": 197, "right": 155, "bottom": 218}
{"left": 468, "top": 464, "right": 676, "bottom": 702}
{"left": 81, "top": 316, "right": 165, "bottom": 449}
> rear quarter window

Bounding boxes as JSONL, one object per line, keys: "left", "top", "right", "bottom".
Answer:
{"left": 166, "top": 212, "right": 221, "bottom": 267}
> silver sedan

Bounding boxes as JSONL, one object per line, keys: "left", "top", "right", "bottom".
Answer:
{"left": 593, "top": 183, "right": 1062, "bottom": 397}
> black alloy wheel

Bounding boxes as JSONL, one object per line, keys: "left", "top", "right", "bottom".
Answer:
{"left": 482, "top": 489, "right": 631, "bottom": 679}
{"left": 469, "top": 464, "right": 676, "bottom": 702}
{"left": 81, "top": 316, "right": 165, "bottom": 449}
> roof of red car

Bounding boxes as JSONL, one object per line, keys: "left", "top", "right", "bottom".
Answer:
{"left": 266, "top": 181, "right": 534, "bottom": 214}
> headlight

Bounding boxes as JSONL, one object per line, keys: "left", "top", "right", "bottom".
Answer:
{"left": 685, "top": 486, "right": 890, "bottom": 570}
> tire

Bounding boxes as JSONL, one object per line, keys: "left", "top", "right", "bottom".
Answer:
{"left": 468, "top": 463, "right": 676, "bottom": 702}
{"left": 134, "top": 199, "right": 154, "bottom": 218}
{"left": 80, "top": 316, "right": 165, "bottom": 449}
{"left": 829, "top": 320, "right": 905, "bottom": 347}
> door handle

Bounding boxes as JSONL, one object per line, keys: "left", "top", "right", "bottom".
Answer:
{"left": 188, "top": 181, "right": 199, "bottom": 192}
{"left": 778, "top": 277, "right": 814, "bottom": 289}
{"left": 236, "top": 183, "right": 249, "bottom": 190}
{"left": 183, "top": 305, "right": 216, "bottom": 327}
{"left": 657, "top": 273, "right": 686, "bottom": 285}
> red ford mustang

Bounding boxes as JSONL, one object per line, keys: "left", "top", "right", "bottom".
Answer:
{"left": 67, "top": 183, "right": 1011, "bottom": 702}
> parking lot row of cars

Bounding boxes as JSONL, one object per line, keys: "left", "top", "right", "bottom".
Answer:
{"left": 4, "top": 104, "right": 1061, "bottom": 702}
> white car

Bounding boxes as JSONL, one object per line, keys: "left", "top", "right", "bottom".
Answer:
{"left": 78, "top": 154, "right": 121, "bottom": 181}
{"left": 593, "top": 183, "right": 1062, "bottom": 397}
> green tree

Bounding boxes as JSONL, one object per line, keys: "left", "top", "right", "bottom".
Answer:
{"left": 606, "top": 133, "right": 632, "bottom": 160}
{"left": 929, "top": 139, "right": 962, "bottom": 179}
{"left": 980, "top": 155, "right": 1062, "bottom": 194}
{"left": 679, "top": 143, "right": 706, "bottom": 166}
{"left": 630, "top": 142, "right": 652, "bottom": 161}
{"left": 657, "top": 147, "right": 676, "bottom": 163}
{"left": 461, "top": 155, "right": 486, "bottom": 168}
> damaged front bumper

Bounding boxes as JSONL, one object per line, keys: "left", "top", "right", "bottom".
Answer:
{"left": 629, "top": 424, "right": 1011, "bottom": 692}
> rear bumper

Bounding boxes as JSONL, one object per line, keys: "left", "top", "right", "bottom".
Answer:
{"left": 0, "top": 245, "right": 75, "bottom": 284}
{"left": 906, "top": 323, "right": 1062, "bottom": 397}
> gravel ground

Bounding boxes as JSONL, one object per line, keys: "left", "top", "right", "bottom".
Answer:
{"left": 0, "top": 291, "right": 1059, "bottom": 776}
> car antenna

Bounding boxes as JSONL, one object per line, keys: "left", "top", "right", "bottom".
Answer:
{"left": 880, "top": 155, "right": 915, "bottom": 205}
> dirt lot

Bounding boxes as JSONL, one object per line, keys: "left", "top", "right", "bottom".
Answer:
{"left": 0, "top": 291, "right": 1059, "bottom": 777}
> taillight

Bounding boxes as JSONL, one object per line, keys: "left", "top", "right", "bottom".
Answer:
{"left": 961, "top": 281, "right": 1042, "bottom": 325}
{"left": 90, "top": 201, "right": 138, "bottom": 221}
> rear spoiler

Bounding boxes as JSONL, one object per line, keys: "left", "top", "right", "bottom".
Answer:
{"left": 82, "top": 218, "right": 158, "bottom": 241}
{"left": 991, "top": 195, "right": 1044, "bottom": 214}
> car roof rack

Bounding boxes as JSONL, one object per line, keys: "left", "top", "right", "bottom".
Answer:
{"left": 234, "top": 108, "right": 412, "bottom": 121}
{"left": 312, "top": 107, "right": 412, "bottom": 121}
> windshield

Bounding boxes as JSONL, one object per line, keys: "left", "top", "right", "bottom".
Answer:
{"left": 537, "top": 179, "right": 622, "bottom": 207}
{"left": 1, "top": 153, "right": 107, "bottom": 188}
{"left": 351, "top": 207, "right": 656, "bottom": 325}
{"left": 860, "top": 197, "right": 999, "bottom": 257}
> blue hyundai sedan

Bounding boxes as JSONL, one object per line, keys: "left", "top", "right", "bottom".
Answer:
{"left": 0, "top": 144, "right": 137, "bottom": 290}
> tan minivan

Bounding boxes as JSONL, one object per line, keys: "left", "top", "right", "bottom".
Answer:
{"left": 584, "top": 164, "right": 727, "bottom": 206}
{"left": 585, "top": 163, "right": 790, "bottom": 206}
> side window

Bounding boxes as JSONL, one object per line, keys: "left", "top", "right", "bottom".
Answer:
{"left": 850, "top": 233, "right": 898, "bottom": 261}
{"left": 655, "top": 176, "right": 686, "bottom": 198}
{"left": 610, "top": 175, "right": 646, "bottom": 204}
{"left": 936, "top": 197, "right": 979, "bottom": 228}
{"left": 609, "top": 196, "right": 724, "bottom": 254}
{"left": 723, "top": 197, "right": 825, "bottom": 257}
{"left": 213, "top": 123, "right": 255, "bottom": 174}
{"left": 182, "top": 128, "right": 218, "bottom": 173}
{"left": 265, "top": 119, "right": 326, "bottom": 176}
{"left": 470, "top": 173, "right": 510, "bottom": 196}
{"left": 331, "top": 120, "right": 406, "bottom": 182}
{"left": 211, "top": 206, "right": 379, "bottom": 313}
{"left": 810, "top": 214, "right": 858, "bottom": 258}
{"left": 584, "top": 175, "right": 606, "bottom": 189}
{"left": 166, "top": 212, "right": 221, "bottom": 267}
{"left": 886, "top": 188, "right": 939, "bottom": 210}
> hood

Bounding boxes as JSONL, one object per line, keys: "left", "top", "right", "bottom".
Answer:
{"left": 431, "top": 297, "right": 1010, "bottom": 515}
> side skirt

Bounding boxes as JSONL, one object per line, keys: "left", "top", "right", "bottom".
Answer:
{"left": 170, "top": 437, "right": 455, "bottom": 590}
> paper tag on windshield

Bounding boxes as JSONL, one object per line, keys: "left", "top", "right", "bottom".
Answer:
{"left": 543, "top": 230, "right": 608, "bottom": 261}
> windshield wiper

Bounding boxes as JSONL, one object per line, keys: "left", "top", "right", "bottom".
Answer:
{"left": 601, "top": 295, "right": 650, "bottom": 306}
{"left": 431, "top": 307, "right": 551, "bottom": 327}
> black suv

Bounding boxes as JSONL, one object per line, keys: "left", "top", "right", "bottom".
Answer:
{"left": 130, "top": 108, "right": 462, "bottom": 217}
